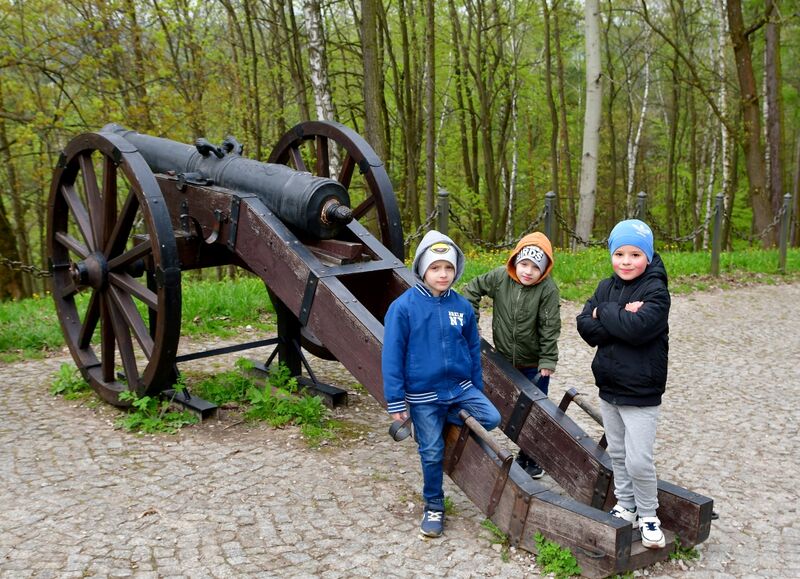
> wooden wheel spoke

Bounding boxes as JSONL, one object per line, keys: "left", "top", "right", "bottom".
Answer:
{"left": 54, "top": 231, "right": 89, "bottom": 260}
{"left": 289, "top": 146, "right": 308, "bottom": 172}
{"left": 61, "top": 183, "right": 96, "bottom": 250}
{"left": 79, "top": 152, "right": 104, "bottom": 245}
{"left": 109, "top": 285, "right": 154, "bottom": 358}
{"left": 105, "top": 191, "right": 139, "bottom": 258}
{"left": 108, "top": 272, "right": 158, "bottom": 309}
{"left": 315, "top": 135, "right": 330, "bottom": 177}
{"left": 106, "top": 296, "right": 140, "bottom": 389}
{"left": 57, "top": 279, "right": 80, "bottom": 300}
{"left": 102, "top": 156, "right": 118, "bottom": 249}
{"left": 352, "top": 196, "right": 377, "bottom": 220}
{"left": 338, "top": 154, "right": 356, "bottom": 189}
{"left": 78, "top": 291, "right": 101, "bottom": 349}
{"left": 107, "top": 241, "right": 152, "bottom": 271}
{"left": 99, "top": 294, "right": 115, "bottom": 382}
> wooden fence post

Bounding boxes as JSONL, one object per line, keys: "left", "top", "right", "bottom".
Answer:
{"left": 711, "top": 193, "right": 724, "bottom": 276}
{"left": 778, "top": 193, "right": 792, "bottom": 273}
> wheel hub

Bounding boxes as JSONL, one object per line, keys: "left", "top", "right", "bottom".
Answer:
{"left": 70, "top": 252, "right": 109, "bottom": 289}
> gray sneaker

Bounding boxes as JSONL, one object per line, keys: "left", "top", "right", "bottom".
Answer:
{"left": 609, "top": 503, "right": 639, "bottom": 528}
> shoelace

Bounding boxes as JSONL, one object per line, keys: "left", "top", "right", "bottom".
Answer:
{"left": 642, "top": 520, "right": 659, "bottom": 531}
{"left": 425, "top": 510, "right": 443, "bottom": 522}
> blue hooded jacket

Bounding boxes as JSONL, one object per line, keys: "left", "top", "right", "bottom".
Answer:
{"left": 381, "top": 231, "right": 483, "bottom": 415}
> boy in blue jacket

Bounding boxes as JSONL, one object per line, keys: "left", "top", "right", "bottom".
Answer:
{"left": 382, "top": 230, "right": 501, "bottom": 538}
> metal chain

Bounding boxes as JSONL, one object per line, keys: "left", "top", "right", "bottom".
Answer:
{"left": 0, "top": 254, "right": 52, "bottom": 278}
{"left": 447, "top": 207, "right": 547, "bottom": 250}
{"left": 553, "top": 210, "right": 608, "bottom": 247}
{"left": 645, "top": 210, "right": 712, "bottom": 244}
{"left": 403, "top": 207, "right": 440, "bottom": 248}
{"left": 728, "top": 203, "right": 787, "bottom": 242}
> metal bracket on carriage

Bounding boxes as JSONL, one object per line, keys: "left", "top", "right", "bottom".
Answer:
{"left": 558, "top": 387, "right": 607, "bottom": 449}
{"left": 175, "top": 171, "right": 214, "bottom": 191}
{"left": 303, "top": 239, "right": 369, "bottom": 266}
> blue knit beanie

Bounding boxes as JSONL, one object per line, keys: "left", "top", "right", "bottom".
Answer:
{"left": 608, "top": 219, "right": 654, "bottom": 263}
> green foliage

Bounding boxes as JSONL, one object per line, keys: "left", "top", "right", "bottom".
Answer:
{"left": 533, "top": 532, "right": 582, "bottom": 579}
{"left": 50, "top": 363, "right": 91, "bottom": 399}
{"left": 669, "top": 536, "right": 700, "bottom": 562}
{"left": 244, "top": 364, "right": 333, "bottom": 446}
{"left": 481, "top": 519, "right": 510, "bottom": 562}
{"left": 192, "top": 368, "right": 254, "bottom": 405}
{"left": 116, "top": 390, "right": 199, "bottom": 434}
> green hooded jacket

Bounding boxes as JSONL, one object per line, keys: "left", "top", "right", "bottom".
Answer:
{"left": 462, "top": 232, "right": 561, "bottom": 371}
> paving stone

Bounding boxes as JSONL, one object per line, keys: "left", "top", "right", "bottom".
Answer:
{"left": 1, "top": 283, "right": 797, "bottom": 577}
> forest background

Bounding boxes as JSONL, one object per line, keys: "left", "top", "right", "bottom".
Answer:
{"left": 1, "top": 0, "right": 799, "bottom": 300}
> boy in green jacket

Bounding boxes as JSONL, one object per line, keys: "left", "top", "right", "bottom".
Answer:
{"left": 463, "top": 232, "right": 561, "bottom": 478}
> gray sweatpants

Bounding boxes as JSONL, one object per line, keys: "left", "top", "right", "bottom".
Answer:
{"left": 599, "top": 399, "right": 661, "bottom": 517}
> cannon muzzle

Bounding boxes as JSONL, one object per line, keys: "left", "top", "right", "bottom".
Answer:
{"left": 102, "top": 124, "right": 351, "bottom": 239}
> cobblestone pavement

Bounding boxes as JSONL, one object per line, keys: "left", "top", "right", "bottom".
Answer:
{"left": 1, "top": 282, "right": 798, "bottom": 578}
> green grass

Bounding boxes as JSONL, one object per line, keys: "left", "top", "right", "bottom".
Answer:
{"left": 457, "top": 246, "right": 800, "bottom": 302}
{"left": 0, "top": 276, "right": 276, "bottom": 360}
{"left": 1, "top": 248, "right": 797, "bottom": 358}
{"left": 0, "top": 294, "right": 67, "bottom": 360}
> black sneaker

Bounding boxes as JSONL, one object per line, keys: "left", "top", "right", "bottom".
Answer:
{"left": 515, "top": 452, "right": 545, "bottom": 479}
{"left": 420, "top": 509, "right": 444, "bottom": 537}
{"left": 525, "top": 461, "right": 545, "bottom": 479}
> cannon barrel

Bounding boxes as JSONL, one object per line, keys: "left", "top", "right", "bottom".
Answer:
{"left": 102, "top": 123, "right": 352, "bottom": 239}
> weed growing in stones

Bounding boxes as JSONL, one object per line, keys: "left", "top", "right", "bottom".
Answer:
{"left": 533, "top": 532, "right": 582, "bottom": 578}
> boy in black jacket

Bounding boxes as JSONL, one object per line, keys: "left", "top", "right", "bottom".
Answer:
{"left": 576, "top": 219, "right": 669, "bottom": 549}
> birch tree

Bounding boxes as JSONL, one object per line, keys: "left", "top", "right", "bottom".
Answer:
{"left": 575, "top": 0, "right": 602, "bottom": 245}
{"left": 304, "top": 0, "right": 336, "bottom": 122}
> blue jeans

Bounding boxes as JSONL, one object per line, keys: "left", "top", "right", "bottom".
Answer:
{"left": 519, "top": 367, "right": 549, "bottom": 396}
{"left": 409, "top": 387, "right": 501, "bottom": 511}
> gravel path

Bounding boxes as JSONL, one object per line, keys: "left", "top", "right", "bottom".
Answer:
{"left": 1, "top": 282, "right": 798, "bottom": 578}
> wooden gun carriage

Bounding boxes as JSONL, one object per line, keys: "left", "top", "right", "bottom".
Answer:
{"left": 48, "top": 121, "right": 712, "bottom": 577}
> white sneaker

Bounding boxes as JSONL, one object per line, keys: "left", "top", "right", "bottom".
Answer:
{"left": 609, "top": 503, "right": 639, "bottom": 528}
{"left": 640, "top": 516, "right": 666, "bottom": 549}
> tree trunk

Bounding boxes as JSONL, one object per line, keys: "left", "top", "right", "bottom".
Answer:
{"left": 626, "top": 55, "right": 650, "bottom": 216}
{"left": 765, "top": 0, "right": 784, "bottom": 218}
{"left": 554, "top": 4, "right": 576, "bottom": 228}
{"left": 424, "top": 0, "right": 436, "bottom": 218}
{"left": 575, "top": 0, "right": 602, "bottom": 245}
{"left": 304, "top": 0, "right": 336, "bottom": 122}
{"left": 542, "top": 0, "right": 560, "bottom": 201}
{"left": 362, "top": 0, "right": 387, "bottom": 162}
{"left": 726, "top": 0, "right": 772, "bottom": 246}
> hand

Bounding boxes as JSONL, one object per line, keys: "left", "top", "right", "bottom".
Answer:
{"left": 540, "top": 369, "right": 553, "bottom": 377}
{"left": 625, "top": 301, "right": 644, "bottom": 313}
{"left": 391, "top": 411, "right": 409, "bottom": 422}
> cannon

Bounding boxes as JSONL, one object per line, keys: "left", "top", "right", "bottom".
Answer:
{"left": 47, "top": 121, "right": 712, "bottom": 577}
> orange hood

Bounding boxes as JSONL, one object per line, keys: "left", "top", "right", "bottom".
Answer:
{"left": 505, "top": 232, "right": 554, "bottom": 284}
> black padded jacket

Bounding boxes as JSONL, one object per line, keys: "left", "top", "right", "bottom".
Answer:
{"left": 576, "top": 254, "right": 670, "bottom": 407}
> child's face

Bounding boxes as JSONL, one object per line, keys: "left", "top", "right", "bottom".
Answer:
{"left": 612, "top": 245, "right": 648, "bottom": 281}
{"left": 423, "top": 260, "right": 456, "bottom": 295}
{"left": 515, "top": 260, "right": 543, "bottom": 286}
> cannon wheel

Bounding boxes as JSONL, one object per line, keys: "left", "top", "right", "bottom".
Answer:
{"left": 269, "top": 120, "right": 404, "bottom": 260}
{"left": 269, "top": 121, "right": 404, "bottom": 361}
{"left": 48, "top": 131, "right": 181, "bottom": 406}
